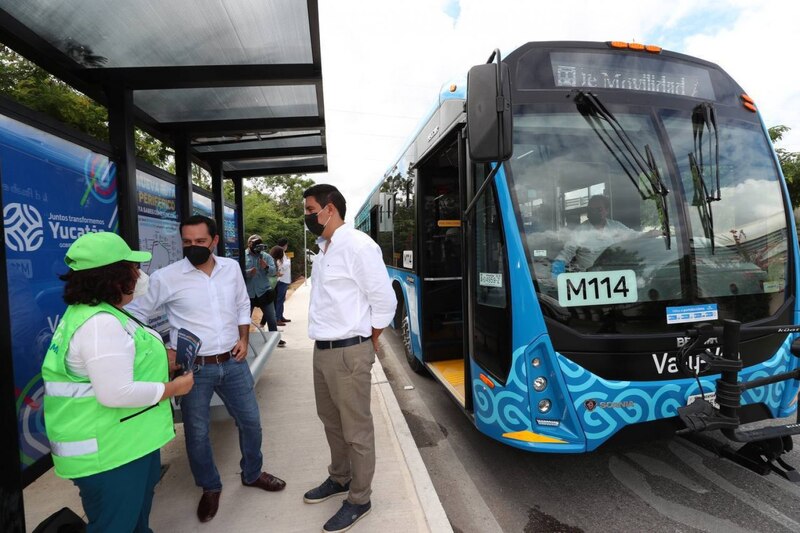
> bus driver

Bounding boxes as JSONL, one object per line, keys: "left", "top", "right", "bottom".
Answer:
{"left": 551, "top": 194, "right": 635, "bottom": 275}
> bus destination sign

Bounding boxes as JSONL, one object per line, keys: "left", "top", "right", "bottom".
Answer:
{"left": 550, "top": 52, "right": 716, "bottom": 100}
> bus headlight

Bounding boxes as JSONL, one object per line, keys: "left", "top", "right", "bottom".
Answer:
{"left": 538, "top": 399, "right": 552, "bottom": 413}
{"left": 533, "top": 376, "right": 547, "bottom": 392}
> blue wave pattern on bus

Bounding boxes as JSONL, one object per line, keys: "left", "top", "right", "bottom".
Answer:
{"left": 558, "top": 334, "right": 798, "bottom": 450}
{"left": 472, "top": 349, "right": 530, "bottom": 432}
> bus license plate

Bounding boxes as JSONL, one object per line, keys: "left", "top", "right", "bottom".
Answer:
{"left": 557, "top": 270, "right": 638, "bottom": 307}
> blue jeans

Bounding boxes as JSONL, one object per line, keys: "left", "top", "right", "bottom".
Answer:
{"left": 275, "top": 281, "right": 289, "bottom": 321}
{"left": 73, "top": 449, "right": 161, "bottom": 533}
{"left": 250, "top": 295, "right": 277, "bottom": 331}
{"left": 182, "top": 358, "right": 263, "bottom": 491}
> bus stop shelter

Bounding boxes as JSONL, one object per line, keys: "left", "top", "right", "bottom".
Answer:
{"left": 0, "top": 2, "right": 326, "bottom": 530}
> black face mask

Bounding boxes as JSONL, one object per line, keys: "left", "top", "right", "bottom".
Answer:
{"left": 304, "top": 209, "right": 329, "bottom": 236}
{"left": 184, "top": 245, "right": 212, "bottom": 266}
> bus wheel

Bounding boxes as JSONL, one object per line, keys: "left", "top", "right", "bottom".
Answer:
{"left": 402, "top": 314, "right": 424, "bottom": 374}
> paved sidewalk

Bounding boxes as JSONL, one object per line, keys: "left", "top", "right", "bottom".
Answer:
{"left": 24, "top": 282, "right": 451, "bottom": 533}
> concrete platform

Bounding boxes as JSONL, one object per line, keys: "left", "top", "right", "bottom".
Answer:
{"left": 23, "top": 282, "right": 451, "bottom": 533}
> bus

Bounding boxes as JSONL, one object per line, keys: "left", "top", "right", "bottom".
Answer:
{"left": 355, "top": 41, "right": 800, "bottom": 468}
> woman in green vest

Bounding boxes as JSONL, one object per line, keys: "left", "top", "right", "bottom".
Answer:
{"left": 42, "top": 232, "right": 194, "bottom": 532}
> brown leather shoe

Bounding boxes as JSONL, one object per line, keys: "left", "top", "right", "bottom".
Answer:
{"left": 197, "top": 491, "right": 220, "bottom": 522}
{"left": 242, "top": 472, "right": 286, "bottom": 492}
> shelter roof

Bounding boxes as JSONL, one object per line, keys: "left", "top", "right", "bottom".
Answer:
{"left": 0, "top": 0, "right": 326, "bottom": 177}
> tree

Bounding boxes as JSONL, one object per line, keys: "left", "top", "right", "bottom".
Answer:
{"left": 769, "top": 126, "right": 800, "bottom": 207}
{"left": 242, "top": 174, "right": 316, "bottom": 280}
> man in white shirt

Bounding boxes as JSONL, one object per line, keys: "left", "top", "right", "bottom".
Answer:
{"left": 301, "top": 184, "right": 397, "bottom": 533}
{"left": 126, "top": 215, "right": 285, "bottom": 524}
{"left": 552, "top": 194, "right": 636, "bottom": 273}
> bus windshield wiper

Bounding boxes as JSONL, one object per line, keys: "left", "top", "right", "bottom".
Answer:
{"left": 691, "top": 102, "right": 720, "bottom": 201}
{"left": 688, "top": 102, "right": 720, "bottom": 254}
{"left": 573, "top": 91, "right": 671, "bottom": 248}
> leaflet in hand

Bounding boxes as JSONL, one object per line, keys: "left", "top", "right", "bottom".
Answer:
{"left": 176, "top": 328, "right": 202, "bottom": 374}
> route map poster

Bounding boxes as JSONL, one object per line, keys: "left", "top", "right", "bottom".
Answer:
{"left": 1, "top": 114, "right": 117, "bottom": 478}
{"left": 136, "top": 170, "right": 181, "bottom": 337}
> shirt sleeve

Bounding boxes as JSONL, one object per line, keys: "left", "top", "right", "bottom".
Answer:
{"left": 234, "top": 266, "right": 252, "bottom": 325}
{"left": 351, "top": 240, "right": 397, "bottom": 329}
{"left": 68, "top": 314, "right": 165, "bottom": 408}
{"left": 264, "top": 253, "right": 277, "bottom": 277}
{"left": 125, "top": 269, "right": 168, "bottom": 323}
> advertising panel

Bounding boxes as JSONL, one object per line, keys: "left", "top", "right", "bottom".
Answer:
{"left": 136, "top": 170, "right": 182, "bottom": 336}
{"left": 192, "top": 193, "right": 213, "bottom": 217}
{"left": 1, "top": 114, "right": 117, "bottom": 476}
{"left": 224, "top": 204, "right": 239, "bottom": 259}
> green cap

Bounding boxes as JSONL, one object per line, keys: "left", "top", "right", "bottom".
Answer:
{"left": 64, "top": 232, "right": 151, "bottom": 271}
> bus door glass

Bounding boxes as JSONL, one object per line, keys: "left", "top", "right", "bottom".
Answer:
{"left": 470, "top": 177, "right": 513, "bottom": 381}
{"left": 418, "top": 138, "right": 464, "bottom": 360}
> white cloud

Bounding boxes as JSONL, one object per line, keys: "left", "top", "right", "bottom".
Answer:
{"left": 315, "top": 0, "right": 800, "bottom": 213}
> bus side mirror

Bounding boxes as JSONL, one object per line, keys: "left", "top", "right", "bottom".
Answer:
{"left": 466, "top": 60, "right": 513, "bottom": 163}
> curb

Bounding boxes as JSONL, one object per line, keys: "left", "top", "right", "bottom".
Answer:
{"left": 372, "top": 357, "right": 454, "bottom": 533}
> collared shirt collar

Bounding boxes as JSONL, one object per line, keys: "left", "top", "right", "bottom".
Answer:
{"left": 316, "top": 223, "right": 350, "bottom": 250}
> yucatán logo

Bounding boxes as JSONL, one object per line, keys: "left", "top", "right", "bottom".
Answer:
{"left": 4, "top": 203, "right": 44, "bottom": 252}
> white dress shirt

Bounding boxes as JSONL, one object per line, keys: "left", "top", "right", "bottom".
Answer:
{"left": 67, "top": 313, "right": 164, "bottom": 407}
{"left": 279, "top": 255, "right": 292, "bottom": 283}
{"left": 308, "top": 224, "right": 397, "bottom": 341}
{"left": 126, "top": 256, "right": 251, "bottom": 356}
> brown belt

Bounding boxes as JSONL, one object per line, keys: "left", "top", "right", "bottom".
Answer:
{"left": 195, "top": 351, "right": 232, "bottom": 365}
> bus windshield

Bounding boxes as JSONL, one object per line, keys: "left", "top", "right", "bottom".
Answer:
{"left": 509, "top": 102, "right": 789, "bottom": 335}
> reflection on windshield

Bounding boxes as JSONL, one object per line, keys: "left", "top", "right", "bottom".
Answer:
{"left": 510, "top": 104, "right": 789, "bottom": 335}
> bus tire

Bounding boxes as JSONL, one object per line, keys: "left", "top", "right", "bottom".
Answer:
{"left": 401, "top": 312, "right": 424, "bottom": 374}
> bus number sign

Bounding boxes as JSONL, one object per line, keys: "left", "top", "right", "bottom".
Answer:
{"left": 557, "top": 270, "right": 637, "bottom": 307}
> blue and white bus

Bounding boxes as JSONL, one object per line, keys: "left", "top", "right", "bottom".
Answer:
{"left": 355, "top": 41, "right": 800, "bottom": 468}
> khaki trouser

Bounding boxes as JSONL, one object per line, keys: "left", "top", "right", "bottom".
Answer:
{"left": 312, "top": 340, "right": 375, "bottom": 505}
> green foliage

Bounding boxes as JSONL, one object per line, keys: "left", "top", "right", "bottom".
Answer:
{"left": 769, "top": 126, "right": 800, "bottom": 207}
{"left": 243, "top": 174, "right": 316, "bottom": 280}
{"left": 0, "top": 44, "right": 109, "bottom": 140}
{"left": 0, "top": 44, "right": 171, "bottom": 168}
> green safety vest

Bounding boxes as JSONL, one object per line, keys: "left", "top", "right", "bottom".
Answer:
{"left": 42, "top": 302, "right": 174, "bottom": 479}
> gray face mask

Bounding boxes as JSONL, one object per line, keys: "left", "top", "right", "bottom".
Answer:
{"left": 132, "top": 270, "right": 149, "bottom": 299}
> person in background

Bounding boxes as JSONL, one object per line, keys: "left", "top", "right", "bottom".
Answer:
{"left": 274, "top": 237, "right": 292, "bottom": 325}
{"left": 127, "top": 216, "right": 285, "bottom": 524}
{"left": 245, "top": 234, "right": 285, "bottom": 347}
{"left": 269, "top": 244, "right": 289, "bottom": 326}
{"left": 42, "top": 232, "right": 194, "bottom": 533}
{"left": 301, "top": 184, "right": 397, "bottom": 533}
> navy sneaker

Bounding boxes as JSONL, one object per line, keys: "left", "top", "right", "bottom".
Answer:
{"left": 303, "top": 477, "right": 350, "bottom": 503}
{"left": 323, "top": 500, "right": 371, "bottom": 533}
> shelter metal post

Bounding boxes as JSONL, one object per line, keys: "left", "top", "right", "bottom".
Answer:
{"left": 0, "top": 183, "right": 25, "bottom": 533}
{"left": 234, "top": 178, "right": 245, "bottom": 271}
{"left": 174, "top": 132, "right": 193, "bottom": 220}
{"left": 106, "top": 86, "right": 139, "bottom": 247}
{"left": 211, "top": 160, "right": 225, "bottom": 257}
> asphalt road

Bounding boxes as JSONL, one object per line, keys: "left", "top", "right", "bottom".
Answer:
{"left": 377, "top": 329, "right": 800, "bottom": 533}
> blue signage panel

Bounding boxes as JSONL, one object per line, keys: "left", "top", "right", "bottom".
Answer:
{"left": 223, "top": 204, "right": 239, "bottom": 259}
{"left": 1, "top": 114, "right": 117, "bottom": 472}
{"left": 192, "top": 193, "right": 213, "bottom": 217}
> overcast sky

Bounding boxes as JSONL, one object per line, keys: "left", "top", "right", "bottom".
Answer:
{"left": 315, "top": 0, "right": 800, "bottom": 216}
